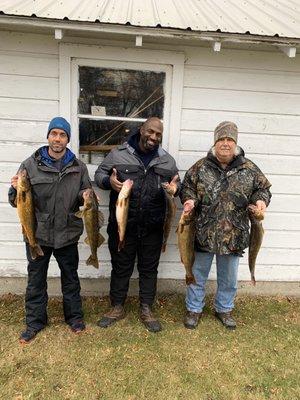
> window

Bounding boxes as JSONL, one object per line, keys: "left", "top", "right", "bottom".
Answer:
{"left": 77, "top": 66, "right": 166, "bottom": 163}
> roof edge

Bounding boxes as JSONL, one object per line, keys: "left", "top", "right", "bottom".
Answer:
{"left": 1, "top": 15, "right": 300, "bottom": 46}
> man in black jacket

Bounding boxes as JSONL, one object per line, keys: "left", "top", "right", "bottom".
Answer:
{"left": 95, "top": 117, "right": 179, "bottom": 332}
{"left": 9, "top": 117, "right": 91, "bottom": 343}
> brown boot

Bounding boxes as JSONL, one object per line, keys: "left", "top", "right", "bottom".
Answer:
{"left": 97, "top": 305, "right": 125, "bottom": 328}
{"left": 215, "top": 311, "right": 237, "bottom": 330}
{"left": 184, "top": 310, "right": 202, "bottom": 329}
{"left": 140, "top": 304, "right": 162, "bottom": 333}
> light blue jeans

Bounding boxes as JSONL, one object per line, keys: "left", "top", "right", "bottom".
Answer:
{"left": 186, "top": 252, "right": 239, "bottom": 313}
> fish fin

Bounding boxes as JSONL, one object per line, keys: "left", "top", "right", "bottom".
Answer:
{"left": 186, "top": 275, "right": 196, "bottom": 286}
{"left": 84, "top": 237, "right": 89, "bottom": 245}
{"left": 86, "top": 255, "right": 99, "bottom": 269}
{"left": 98, "top": 211, "right": 105, "bottom": 227}
{"left": 118, "top": 240, "right": 125, "bottom": 252}
{"left": 75, "top": 210, "right": 83, "bottom": 218}
{"left": 98, "top": 233, "right": 105, "bottom": 247}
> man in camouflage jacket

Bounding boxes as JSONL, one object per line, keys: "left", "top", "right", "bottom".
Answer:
{"left": 180, "top": 121, "right": 271, "bottom": 330}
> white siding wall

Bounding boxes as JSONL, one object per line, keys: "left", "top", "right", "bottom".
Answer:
{"left": 0, "top": 31, "right": 299, "bottom": 283}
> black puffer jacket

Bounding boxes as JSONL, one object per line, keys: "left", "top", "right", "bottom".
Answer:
{"left": 8, "top": 147, "right": 91, "bottom": 249}
{"left": 94, "top": 134, "right": 179, "bottom": 232}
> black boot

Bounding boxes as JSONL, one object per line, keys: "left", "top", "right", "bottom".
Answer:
{"left": 97, "top": 305, "right": 125, "bottom": 328}
{"left": 140, "top": 304, "right": 162, "bottom": 333}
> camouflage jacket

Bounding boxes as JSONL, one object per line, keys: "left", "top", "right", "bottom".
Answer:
{"left": 180, "top": 147, "right": 272, "bottom": 255}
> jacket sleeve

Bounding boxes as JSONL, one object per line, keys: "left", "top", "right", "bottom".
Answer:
{"left": 78, "top": 163, "right": 92, "bottom": 202}
{"left": 250, "top": 165, "right": 272, "bottom": 206}
{"left": 8, "top": 162, "right": 25, "bottom": 208}
{"left": 179, "top": 163, "right": 200, "bottom": 207}
{"left": 169, "top": 156, "right": 181, "bottom": 197}
{"left": 94, "top": 150, "right": 116, "bottom": 190}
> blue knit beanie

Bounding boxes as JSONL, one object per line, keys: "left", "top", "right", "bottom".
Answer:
{"left": 47, "top": 117, "right": 71, "bottom": 142}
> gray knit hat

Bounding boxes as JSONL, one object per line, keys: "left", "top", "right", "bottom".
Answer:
{"left": 214, "top": 121, "right": 238, "bottom": 144}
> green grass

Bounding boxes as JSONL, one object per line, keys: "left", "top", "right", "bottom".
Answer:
{"left": 0, "top": 294, "right": 299, "bottom": 400}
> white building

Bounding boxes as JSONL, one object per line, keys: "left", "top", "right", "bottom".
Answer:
{"left": 0, "top": 1, "right": 299, "bottom": 295}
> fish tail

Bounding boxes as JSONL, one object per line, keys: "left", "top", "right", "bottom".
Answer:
{"left": 29, "top": 244, "right": 44, "bottom": 260}
{"left": 86, "top": 255, "right": 99, "bottom": 269}
{"left": 186, "top": 274, "right": 196, "bottom": 286}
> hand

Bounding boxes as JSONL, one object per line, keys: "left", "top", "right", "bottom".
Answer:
{"left": 163, "top": 174, "right": 179, "bottom": 196}
{"left": 11, "top": 175, "right": 18, "bottom": 189}
{"left": 256, "top": 200, "right": 266, "bottom": 213}
{"left": 82, "top": 189, "right": 92, "bottom": 200}
{"left": 183, "top": 199, "right": 195, "bottom": 214}
{"left": 110, "top": 168, "right": 123, "bottom": 192}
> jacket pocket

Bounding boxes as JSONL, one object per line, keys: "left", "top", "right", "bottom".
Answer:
{"left": 67, "top": 213, "right": 83, "bottom": 241}
{"left": 116, "top": 164, "right": 140, "bottom": 181}
{"left": 153, "top": 166, "right": 173, "bottom": 182}
{"left": 35, "top": 212, "right": 51, "bottom": 242}
{"left": 228, "top": 221, "right": 249, "bottom": 253}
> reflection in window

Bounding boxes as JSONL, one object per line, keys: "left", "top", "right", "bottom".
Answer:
{"left": 77, "top": 66, "right": 165, "bottom": 163}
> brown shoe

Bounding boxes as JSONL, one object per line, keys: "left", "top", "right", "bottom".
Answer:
{"left": 215, "top": 311, "right": 236, "bottom": 330}
{"left": 184, "top": 310, "right": 202, "bottom": 329}
{"left": 97, "top": 305, "right": 125, "bottom": 328}
{"left": 140, "top": 304, "right": 162, "bottom": 333}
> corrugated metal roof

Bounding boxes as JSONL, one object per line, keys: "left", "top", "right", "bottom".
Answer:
{"left": 0, "top": 0, "right": 299, "bottom": 39}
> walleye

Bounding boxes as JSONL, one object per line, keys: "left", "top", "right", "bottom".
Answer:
{"left": 116, "top": 179, "right": 134, "bottom": 251}
{"left": 177, "top": 209, "right": 196, "bottom": 285}
{"left": 75, "top": 188, "right": 105, "bottom": 269}
{"left": 161, "top": 182, "right": 177, "bottom": 252}
{"left": 16, "top": 169, "right": 44, "bottom": 260}
{"left": 248, "top": 206, "right": 265, "bottom": 286}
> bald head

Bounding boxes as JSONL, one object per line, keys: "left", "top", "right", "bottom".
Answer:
{"left": 142, "top": 117, "right": 163, "bottom": 131}
{"left": 139, "top": 117, "right": 163, "bottom": 153}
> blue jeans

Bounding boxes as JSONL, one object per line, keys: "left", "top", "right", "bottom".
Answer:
{"left": 186, "top": 252, "right": 239, "bottom": 313}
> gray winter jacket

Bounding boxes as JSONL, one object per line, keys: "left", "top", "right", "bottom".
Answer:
{"left": 8, "top": 147, "right": 91, "bottom": 249}
{"left": 94, "top": 139, "right": 179, "bottom": 231}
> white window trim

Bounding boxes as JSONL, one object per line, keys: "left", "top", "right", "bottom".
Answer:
{"left": 59, "top": 43, "right": 184, "bottom": 163}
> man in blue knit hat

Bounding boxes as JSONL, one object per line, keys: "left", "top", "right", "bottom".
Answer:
{"left": 9, "top": 117, "right": 92, "bottom": 343}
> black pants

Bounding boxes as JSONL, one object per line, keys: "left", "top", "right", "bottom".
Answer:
{"left": 108, "top": 225, "right": 164, "bottom": 306}
{"left": 25, "top": 243, "right": 83, "bottom": 331}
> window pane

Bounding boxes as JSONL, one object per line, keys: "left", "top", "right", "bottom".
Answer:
{"left": 79, "top": 67, "right": 165, "bottom": 118}
{"left": 79, "top": 119, "right": 143, "bottom": 164}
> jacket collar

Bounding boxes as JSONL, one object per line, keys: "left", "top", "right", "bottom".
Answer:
{"left": 34, "top": 146, "right": 76, "bottom": 169}
{"left": 206, "top": 146, "right": 246, "bottom": 171}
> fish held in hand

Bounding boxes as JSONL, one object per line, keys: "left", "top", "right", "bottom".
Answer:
{"left": 16, "top": 169, "right": 44, "bottom": 260}
{"left": 76, "top": 189, "right": 105, "bottom": 269}
{"left": 248, "top": 205, "right": 265, "bottom": 286}
{"left": 116, "top": 179, "right": 134, "bottom": 251}
{"left": 177, "top": 209, "right": 196, "bottom": 285}
{"left": 161, "top": 183, "right": 177, "bottom": 252}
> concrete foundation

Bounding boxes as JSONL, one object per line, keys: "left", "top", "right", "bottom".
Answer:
{"left": 0, "top": 277, "right": 299, "bottom": 297}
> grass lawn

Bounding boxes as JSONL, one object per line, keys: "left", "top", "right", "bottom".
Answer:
{"left": 0, "top": 294, "right": 299, "bottom": 400}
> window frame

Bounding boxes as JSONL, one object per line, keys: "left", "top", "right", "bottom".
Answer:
{"left": 59, "top": 43, "right": 184, "bottom": 166}
{"left": 74, "top": 59, "right": 171, "bottom": 153}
